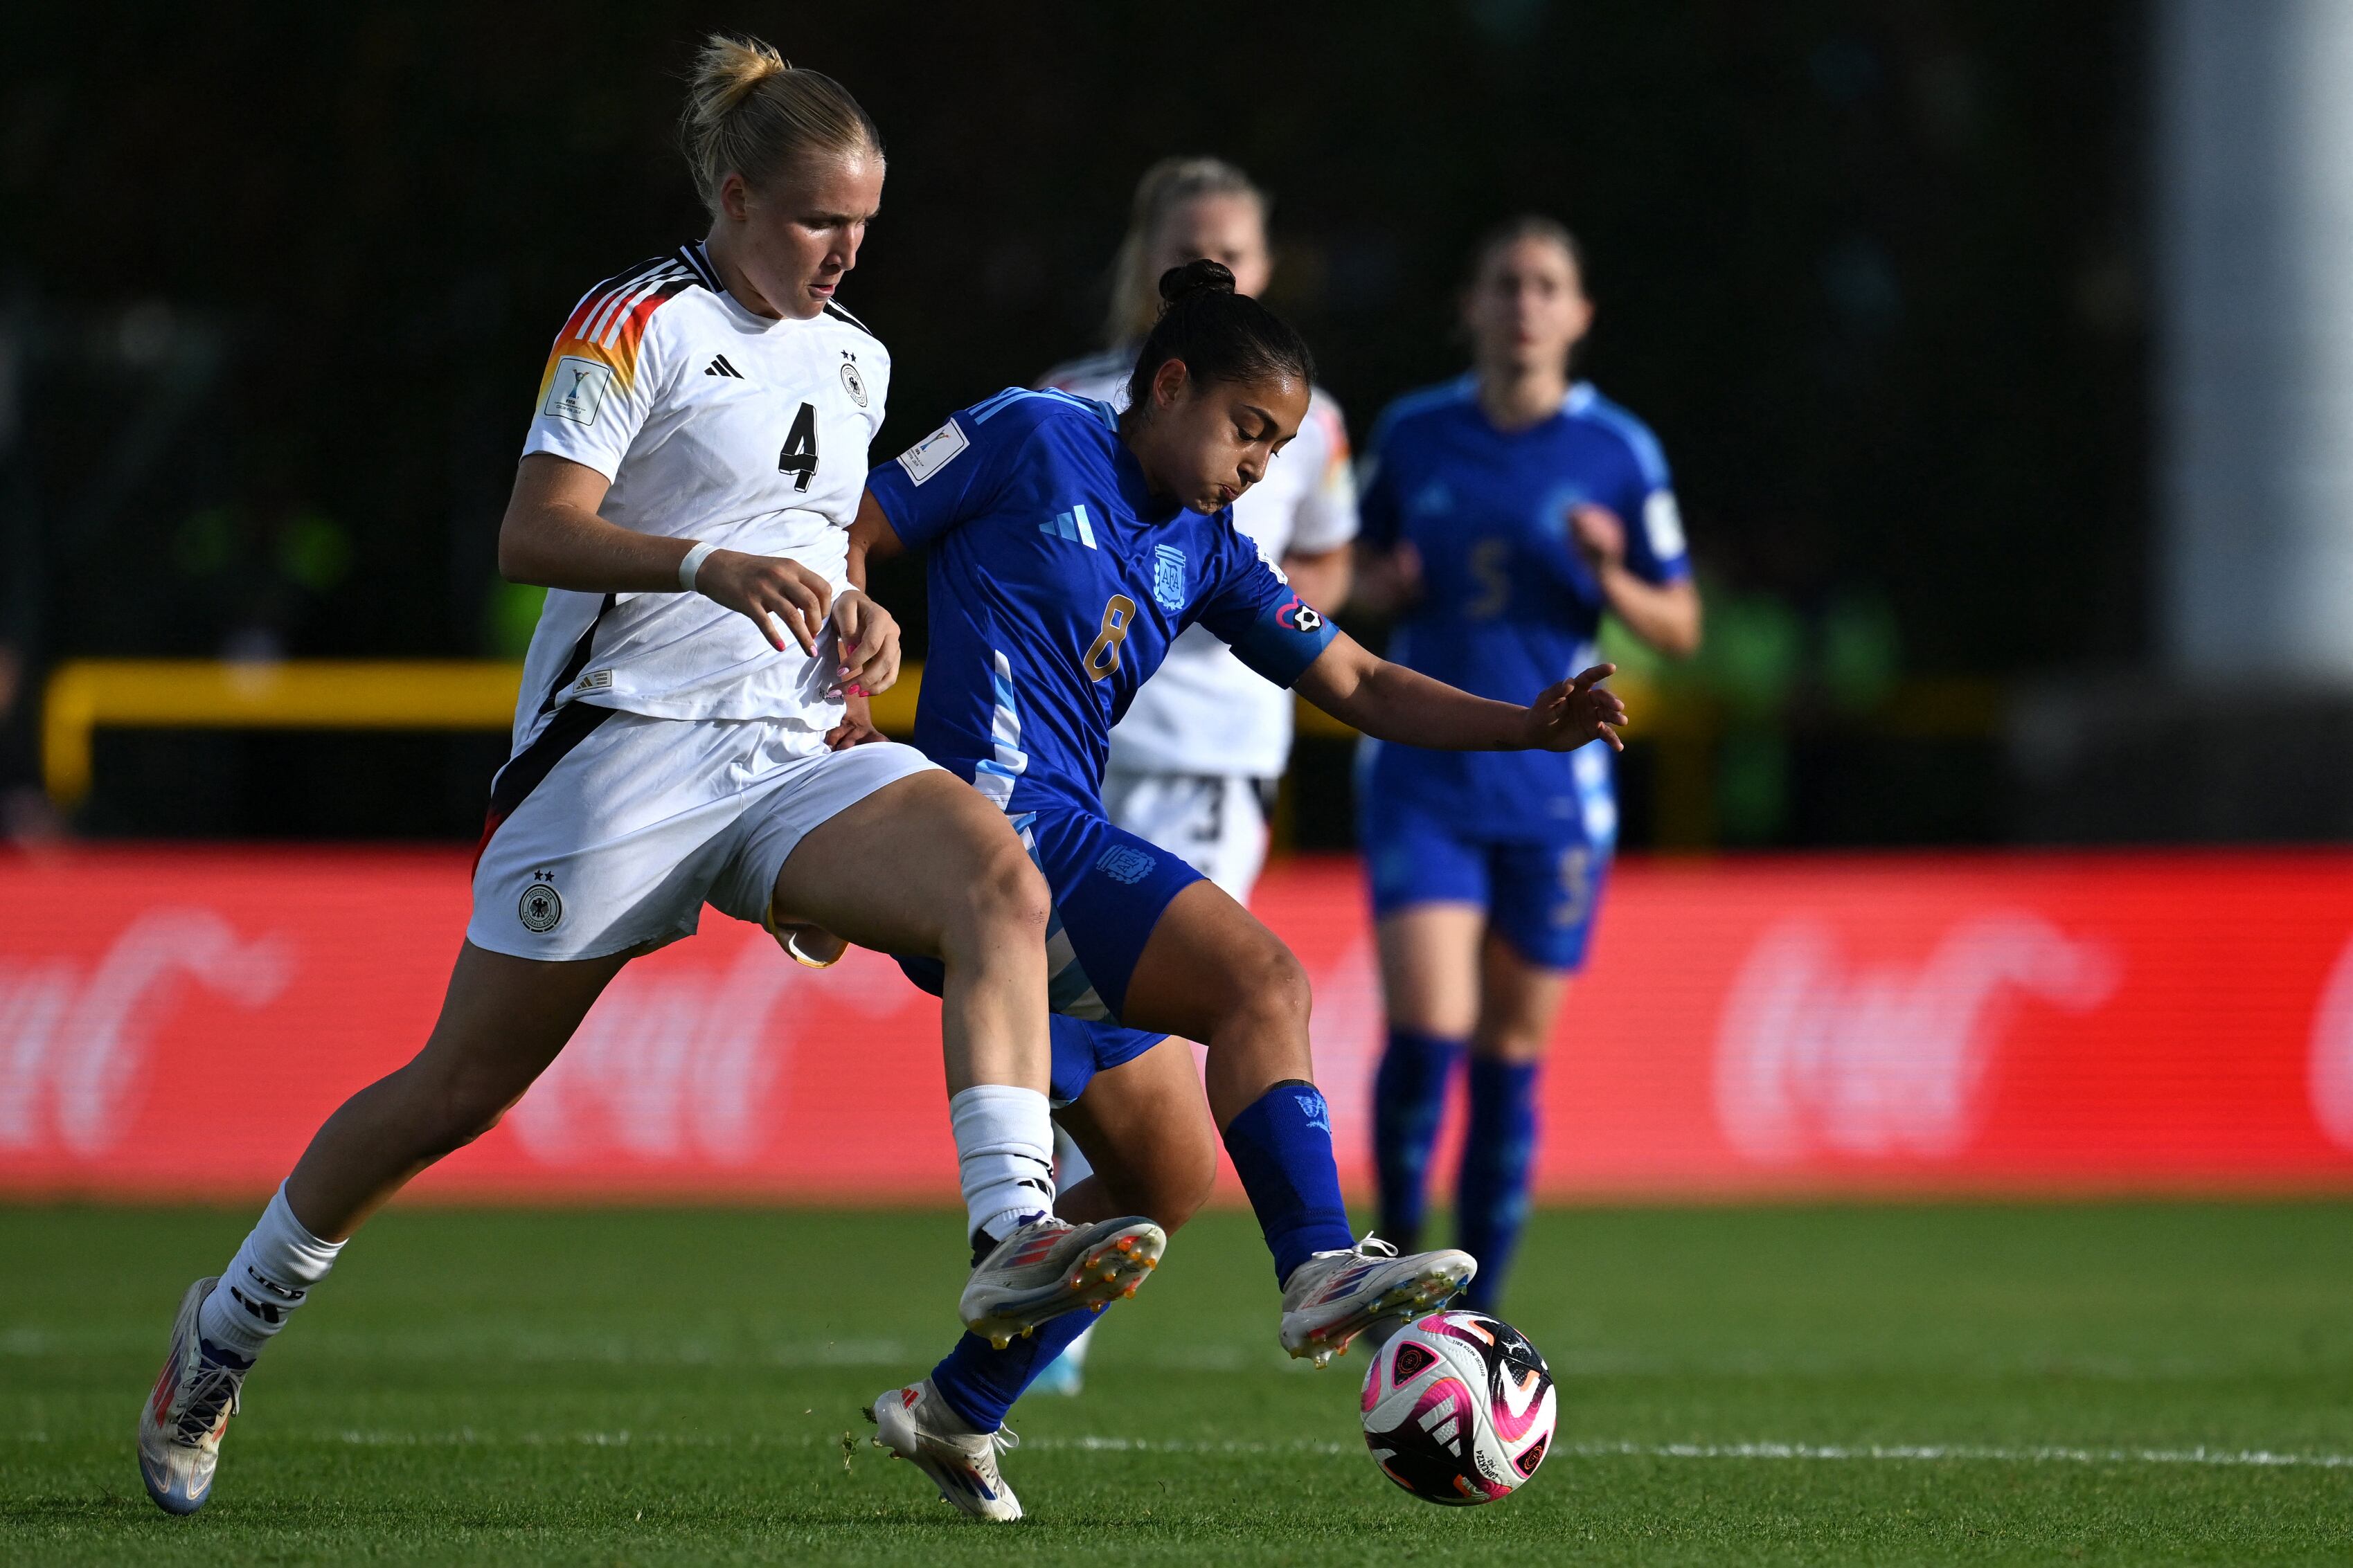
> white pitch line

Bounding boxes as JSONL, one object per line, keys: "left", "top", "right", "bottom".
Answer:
{"left": 1562, "top": 1439, "right": 2353, "bottom": 1469}
{"left": 269, "top": 1431, "right": 2353, "bottom": 1470}
{"left": 1022, "top": 1437, "right": 2353, "bottom": 1469}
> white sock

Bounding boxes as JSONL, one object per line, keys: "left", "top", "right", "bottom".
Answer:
{"left": 950, "top": 1085, "right": 1055, "bottom": 1246}
{"left": 196, "top": 1184, "right": 344, "bottom": 1362}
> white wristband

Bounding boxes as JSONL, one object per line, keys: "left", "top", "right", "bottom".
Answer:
{"left": 678, "top": 541, "right": 720, "bottom": 593}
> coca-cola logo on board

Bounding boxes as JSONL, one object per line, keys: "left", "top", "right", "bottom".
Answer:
{"left": 0, "top": 909, "right": 292, "bottom": 1157}
{"left": 1713, "top": 912, "right": 2120, "bottom": 1165}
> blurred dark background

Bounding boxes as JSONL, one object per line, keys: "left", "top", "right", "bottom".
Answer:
{"left": 0, "top": 0, "right": 2151, "bottom": 848}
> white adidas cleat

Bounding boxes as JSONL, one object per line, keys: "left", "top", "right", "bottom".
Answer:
{"left": 136, "top": 1277, "right": 250, "bottom": 1515}
{"left": 866, "top": 1380, "right": 1023, "bottom": 1521}
{"left": 959, "top": 1214, "right": 1165, "bottom": 1351}
{"left": 1278, "top": 1235, "right": 1476, "bottom": 1368}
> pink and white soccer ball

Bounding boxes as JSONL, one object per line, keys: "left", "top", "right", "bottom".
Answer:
{"left": 1360, "top": 1309, "right": 1557, "bottom": 1504}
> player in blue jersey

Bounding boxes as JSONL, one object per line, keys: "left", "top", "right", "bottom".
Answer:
{"left": 842, "top": 258, "right": 1631, "bottom": 1518}
{"left": 1355, "top": 217, "right": 1703, "bottom": 1314}
{"left": 1031, "top": 155, "right": 1359, "bottom": 1399}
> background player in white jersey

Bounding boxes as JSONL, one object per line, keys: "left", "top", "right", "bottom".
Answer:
{"left": 1040, "top": 156, "right": 1356, "bottom": 899}
{"left": 135, "top": 36, "right": 1159, "bottom": 1516}
{"left": 1027, "top": 159, "right": 1357, "bottom": 1395}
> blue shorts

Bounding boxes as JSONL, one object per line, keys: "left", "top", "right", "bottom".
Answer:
{"left": 896, "top": 803, "right": 1201, "bottom": 1050}
{"left": 1361, "top": 796, "right": 1610, "bottom": 972}
{"left": 1047, "top": 1014, "right": 1165, "bottom": 1107}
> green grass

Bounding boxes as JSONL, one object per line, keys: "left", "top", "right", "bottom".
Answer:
{"left": 6, "top": 1203, "right": 2353, "bottom": 1565}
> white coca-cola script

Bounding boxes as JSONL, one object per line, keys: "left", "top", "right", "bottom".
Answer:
{"left": 0, "top": 909, "right": 292, "bottom": 1155}
{"left": 1713, "top": 912, "right": 2120, "bottom": 1165}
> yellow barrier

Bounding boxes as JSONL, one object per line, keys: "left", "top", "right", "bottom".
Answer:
{"left": 37, "top": 658, "right": 931, "bottom": 809}
{"left": 42, "top": 658, "right": 1991, "bottom": 849}
{"left": 42, "top": 660, "right": 526, "bottom": 808}
{"left": 41, "top": 658, "right": 1679, "bottom": 806}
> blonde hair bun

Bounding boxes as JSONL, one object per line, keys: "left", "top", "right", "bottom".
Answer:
{"left": 690, "top": 34, "right": 789, "bottom": 116}
{"left": 679, "top": 33, "right": 882, "bottom": 217}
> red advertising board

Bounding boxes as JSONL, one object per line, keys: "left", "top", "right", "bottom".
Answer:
{"left": 6, "top": 847, "right": 2353, "bottom": 1201}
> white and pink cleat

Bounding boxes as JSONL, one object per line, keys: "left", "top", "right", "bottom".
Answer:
{"left": 136, "top": 1277, "right": 251, "bottom": 1515}
{"left": 1278, "top": 1235, "right": 1477, "bottom": 1368}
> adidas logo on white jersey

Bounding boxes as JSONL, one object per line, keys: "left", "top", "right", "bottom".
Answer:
{"left": 704, "top": 354, "right": 744, "bottom": 379}
{"left": 1039, "top": 504, "right": 1098, "bottom": 549}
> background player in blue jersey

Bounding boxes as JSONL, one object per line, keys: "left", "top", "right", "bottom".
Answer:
{"left": 1354, "top": 217, "right": 1703, "bottom": 1314}
{"left": 845, "top": 259, "right": 1631, "bottom": 1518}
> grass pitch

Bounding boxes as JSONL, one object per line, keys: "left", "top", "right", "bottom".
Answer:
{"left": 6, "top": 1202, "right": 2352, "bottom": 1565}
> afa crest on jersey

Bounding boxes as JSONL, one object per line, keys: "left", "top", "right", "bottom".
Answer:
{"left": 1151, "top": 545, "right": 1188, "bottom": 611}
{"left": 1095, "top": 845, "right": 1158, "bottom": 885}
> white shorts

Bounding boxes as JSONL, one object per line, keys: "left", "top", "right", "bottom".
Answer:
{"left": 1098, "top": 768, "right": 1271, "bottom": 905}
{"left": 469, "top": 708, "right": 938, "bottom": 962}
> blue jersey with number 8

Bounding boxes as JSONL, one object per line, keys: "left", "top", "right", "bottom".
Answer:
{"left": 866, "top": 388, "right": 1339, "bottom": 815}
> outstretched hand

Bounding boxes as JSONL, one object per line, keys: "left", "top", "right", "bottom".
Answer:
{"left": 1527, "top": 664, "right": 1627, "bottom": 753}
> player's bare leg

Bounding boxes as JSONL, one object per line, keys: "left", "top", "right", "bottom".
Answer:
{"left": 1026, "top": 1034, "right": 1220, "bottom": 1397}
{"left": 1053, "top": 1037, "right": 1219, "bottom": 1231}
{"left": 1377, "top": 903, "right": 1487, "bottom": 1041}
{"left": 141, "top": 943, "right": 627, "bottom": 1513}
{"left": 286, "top": 946, "right": 629, "bottom": 1237}
{"left": 767, "top": 770, "right": 1049, "bottom": 1098}
{"left": 1471, "top": 930, "right": 1570, "bottom": 1065}
{"left": 1121, "top": 883, "right": 1474, "bottom": 1364}
{"left": 775, "top": 771, "right": 1163, "bottom": 1340}
{"left": 1120, "top": 881, "right": 1313, "bottom": 1124}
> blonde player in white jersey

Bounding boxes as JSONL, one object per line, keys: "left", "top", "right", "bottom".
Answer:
{"left": 1028, "top": 157, "right": 1357, "bottom": 1396}
{"left": 135, "top": 36, "right": 1161, "bottom": 1516}
{"left": 1039, "top": 156, "right": 1357, "bottom": 899}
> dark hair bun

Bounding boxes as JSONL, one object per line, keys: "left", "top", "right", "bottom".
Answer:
{"left": 1125, "top": 256, "right": 1313, "bottom": 418}
{"left": 1158, "top": 258, "right": 1237, "bottom": 304}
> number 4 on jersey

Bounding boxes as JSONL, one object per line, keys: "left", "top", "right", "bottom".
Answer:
{"left": 778, "top": 402, "right": 818, "bottom": 492}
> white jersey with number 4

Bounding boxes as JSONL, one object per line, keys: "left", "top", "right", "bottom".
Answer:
{"left": 516, "top": 241, "right": 890, "bottom": 751}
{"left": 1039, "top": 348, "right": 1358, "bottom": 778}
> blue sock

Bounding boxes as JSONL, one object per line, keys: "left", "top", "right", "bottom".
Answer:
{"left": 1372, "top": 1029, "right": 1465, "bottom": 1250}
{"left": 929, "top": 1306, "right": 1105, "bottom": 1432}
{"left": 1222, "top": 1080, "right": 1356, "bottom": 1286}
{"left": 1458, "top": 1057, "right": 1539, "bottom": 1313}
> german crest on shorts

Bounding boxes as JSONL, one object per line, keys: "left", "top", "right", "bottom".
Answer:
{"left": 519, "top": 882, "right": 563, "bottom": 932}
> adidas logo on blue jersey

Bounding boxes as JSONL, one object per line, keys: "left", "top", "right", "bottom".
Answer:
{"left": 1040, "top": 504, "right": 1098, "bottom": 549}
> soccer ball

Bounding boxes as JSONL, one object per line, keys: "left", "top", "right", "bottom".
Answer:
{"left": 1360, "top": 1309, "right": 1557, "bottom": 1504}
